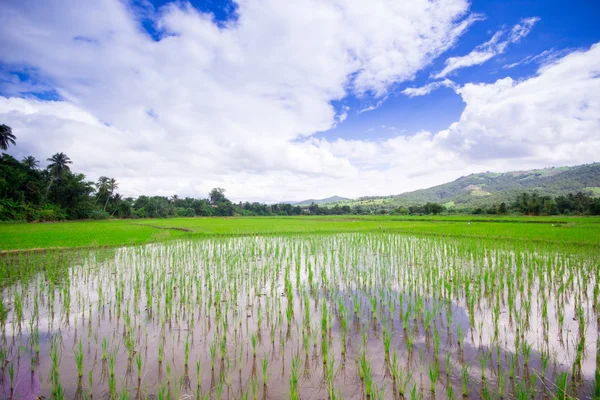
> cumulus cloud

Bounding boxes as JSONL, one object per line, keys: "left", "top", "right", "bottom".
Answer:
{"left": 0, "top": 1, "right": 598, "bottom": 202}
{"left": 0, "top": 0, "right": 479, "bottom": 200}
{"left": 433, "top": 17, "right": 539, "bottom": 78}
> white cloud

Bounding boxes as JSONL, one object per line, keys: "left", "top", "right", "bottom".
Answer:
{"left": 401, "top": 79, "right": 458, "bottom": 97}
{"left": 503, "top": 47, "right": 572, "bottom": 69}
{"left": 0, "top": 1, "right": 598, "bottom": 202}
{"left": 433, "top": 17, "right": 539, "bottom": 78}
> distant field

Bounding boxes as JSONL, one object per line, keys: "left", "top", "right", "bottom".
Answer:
{"left": 2, "top": 215, "right": 600, "bottom": 252}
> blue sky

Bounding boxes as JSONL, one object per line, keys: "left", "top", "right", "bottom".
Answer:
{"left": 1, "top": 0, "right": 599, "bottom": 201}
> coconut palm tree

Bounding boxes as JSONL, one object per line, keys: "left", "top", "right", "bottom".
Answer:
{"left": 22, "top": 155, "right": 39, "bottom": 169}
{"left": 95, "top": 176, "right": 109, "bottom": 205}
{"left": 47, "top": 152, "right": 72, "bottom": 177}
{"left": 109, "top": 193, "right": 122, "bottom": 218}
{"left": 0, "top": 124, "right": 16, "bottom": 150}
{"left": 104, "top": 178, "right": 119, "bottom": 211}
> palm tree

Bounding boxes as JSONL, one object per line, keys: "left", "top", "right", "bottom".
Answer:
{"left": 95, "top": 176, "right": 109, "bottom": 205}
{"left": 0, "top": 124, "right": 16, "bottom": 150}
{"left": 22, "top": 155, "right": 39, "bottom": 169}
{"left": 104, "top": 178, "right": 119, "bottom": 212}
{"left": 109, "top": 193, "right": 122, "bottom": 218}
{"left": 47, "top": 152, "right": 72, "bottom": 177}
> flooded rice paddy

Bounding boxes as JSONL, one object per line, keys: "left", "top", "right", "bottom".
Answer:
{"left": 1, "top": 233, "right": 599, "bottom": 399}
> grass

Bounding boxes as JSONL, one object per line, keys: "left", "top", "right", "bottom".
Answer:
{"left": 1, "top": 215, "right": 600, "bottom": 252}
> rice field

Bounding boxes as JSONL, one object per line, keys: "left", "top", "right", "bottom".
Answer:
{"left": 1, "top": 233, "right": 599, "bottom": 399}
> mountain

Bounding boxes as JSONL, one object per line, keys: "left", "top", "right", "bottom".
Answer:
{"left": 292, "top": 195, "right": 350, "bottom": 206}
{"left": 329, "top": 163, "right": 600, "bottom": 210}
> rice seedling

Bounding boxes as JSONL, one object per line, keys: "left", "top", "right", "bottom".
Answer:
{"left": 429, "top": 362, "right": 439, "bottom": 393}
{"left": 262, "top": 353, "right": 268, "bottom": 386}
{"left": 461, "top": 364, "right": 470, "bottom": 397}
{"left": 74, "top": 340, "right": 84, "bottom": 377}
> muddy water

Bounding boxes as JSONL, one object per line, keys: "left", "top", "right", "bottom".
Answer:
{"left": 1, "top": 234, "right": 598, "bottom": 399}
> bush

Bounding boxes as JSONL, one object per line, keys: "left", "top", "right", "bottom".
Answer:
{"left": 86, "top": 210, "right": 110, "bottom": 220}
{"left": 31, "top": 204, "right": 66, "bottom": 222}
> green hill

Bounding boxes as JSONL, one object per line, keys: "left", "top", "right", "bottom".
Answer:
{"left": 330, "top": 163, "right": 600, "bottom": 210}
{"left": 293, "top": 195, "right": 350, "bottom": 206}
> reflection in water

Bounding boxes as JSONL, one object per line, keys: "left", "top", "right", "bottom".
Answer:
{"left": 0, "top": 234, "right": 598, "bottom": 399}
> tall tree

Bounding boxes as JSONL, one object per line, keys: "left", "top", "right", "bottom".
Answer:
{"left": 0, "top": 124, "right": 16, "bottom": 150}
{"left": 109, "top": 193, "right": 122, "bottom": 218}
{"left": 209, "top": 187, "right": 228, "bottom": 205}
{"left": 47, "top": 152, "right": 72, "bottom": 177}
{"left": 95, "top": 176, "right": 109, "bottom": 206}
{"left": 22, "top": 156, "right": 39, "bottom": 169}
{"left": 104, "top": 178, "right": 119, "bottom": 211}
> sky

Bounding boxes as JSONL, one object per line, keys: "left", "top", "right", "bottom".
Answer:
{"left": 1, "top": 0, "right": 599, "bottom": 203}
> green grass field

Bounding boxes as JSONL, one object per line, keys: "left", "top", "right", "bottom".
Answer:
{"left": 2, "top": 215, "right": 600, "bottom": 252}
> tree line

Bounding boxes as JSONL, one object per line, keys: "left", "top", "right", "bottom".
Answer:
{"left": 0, "top": 124, "right": 346, "bottom": 220}
{"left": 2, "top": 124, "right": 599, "bottom": 220}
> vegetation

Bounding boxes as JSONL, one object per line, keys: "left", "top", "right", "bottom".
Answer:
{"left": 1, "top": 232, "right": 598, "bottom": 398}
{"left": 2, "top": 125, "right": 599, "bottom": 221}
{"left": 2, "top": 215, "right": 600, "bottom": 252}
{"left": 332, "top": 162, "right": 600, "bottom": 211}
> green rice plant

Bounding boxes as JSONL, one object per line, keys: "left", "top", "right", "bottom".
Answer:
{"left": 433, "top": 328, "right": 441, "bottom": 360}
{"left": 262, "top": 354, "right": 268, "bottom": 386}
{"left": 410, "top": 383, "right": 423, "bottom": 400}
{"left": 75, "top": 340, "right": 84, "bottom": 377}
{"left": 359, "top": 355, "right": 374, "bottom": 397}
{"left": 324, "top": 351, "right": 336, "bottom": 399}
{"left": 497, "top": 368, "right": 506, "bottom": 398}
{"left": 429, "top": 363, "right": 439, "bottom": 393}
{"left": 210, "top": 340, "right": 217, "bottom": 369}
{"left": 521, "top": 340, "right": 532, "bottom": 367}
{"left": 382, "top": 328, "right": 392, "bottom": 360}
{"left": 108, "top": 348, "right": 117, "bottom": 378}
{"left": 540, "top": 350, "right": 550, "bottom": 377}
{"left": 89, "top": 368, "right": 93, "bottom": 396}
{"left": 102, "top": 337, "right": 109, "bottom": 360}
{"left": 555, "top": 371, "right": 569, "bottom": 400}
{"left": 456, "top": 324, "right": 464, "bottom": 347}
{"left": 196, "top": 360, "right": 202, "bottom": 390}
{"left": 447, "top": 383, "right": 455, "bottom": 400}
{"left": 515, "top": 381, "right": 531, "bottom": 400}
{"left": 391, "top": 351, "right": 412, "bottom": 397}
{"left": 158, "top": 341, "right": 164, "bottom": 363}
{"left": 215, "top": 376, "right": 224, "bottom": 399}
{"left": 8, "top": 362, "right": 15, "bottom": 390}
{"left": 461, "top": 364, "right": 469, "bottom": 397}
{"left": 135, "top": 352, "right": 143, "bottom": 382}
{"left": 33, "top": 326, "right": 40, "bottom": 354}
{"left": 445, "top": 352, "right": 452, "bottom": 376}
{"left": 371, "top": 383, "right": 386, "bottom": 400}
{"left": 509, "top": 353, "right": 516, "bottom": 379}
{"left": 290, "top": 355, "right": 301, "bottom": 400}
{"left": 119, "top": 383, "right": 131, "bottom": 400}
{"left": 479, "top": 351, "right": 490, "bottom": 381}
{"left": 157, "top": 383, "right": 168, "bottom": 400}
{"left": 572, "top": 336, "right": 585, "bottom": 379}
{"left": 251, "top": 333, "right": 257, "bottom": 358}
